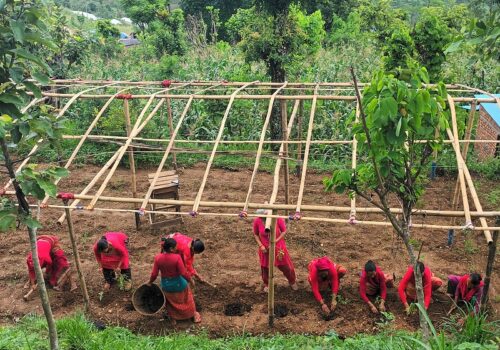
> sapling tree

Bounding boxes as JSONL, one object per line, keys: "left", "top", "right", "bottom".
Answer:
{"left": 324, "top": 65, "right": 449, "bottom": 338}
{"left": 0, "top": 1, "right": 68, "bottom": 349}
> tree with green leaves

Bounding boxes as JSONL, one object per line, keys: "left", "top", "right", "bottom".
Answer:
{"left": 324, "top": 65, "right": 449, "bottom": 338}
{"left": 0, "top": 1, "right": 69, "bottom": 349}
{"left": 227, "top": 2, "right": 325, "bottom": 139}
{"left": 120, "top": 0, "right": 169, "bottom": 31}
{"left": 413, "top": 8, "right": 450, "bottom": 81}
{"left": 382, "top": 25, "right": 415, "bottom": 73}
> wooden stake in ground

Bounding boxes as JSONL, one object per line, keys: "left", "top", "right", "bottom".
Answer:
{"left": 482, "top": 216, "right": 499, "bottom": 305}
{"left": 166, "top": 97, "right": 178, "bottom": 170}
{"left": 124, "top": 98, "right": 138, "bottom": 200}
{"left": 59, "top": 196, "right": 90, "bottom": 312}
{"left": 267, "top": 213, "right": 277, "bottom": 327}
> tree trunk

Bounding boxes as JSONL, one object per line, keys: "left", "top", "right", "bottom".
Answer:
{"left": 401, "top": 226, "right": 430, "bottom": 340}
{"left": 0, "top": 138, "right": 59, "bottom": 350}
{"left": 269, "top": 60, "right": 286, "bottom": 144}
{"left": 28, "top": 226, "right": 59, "bottom": 350}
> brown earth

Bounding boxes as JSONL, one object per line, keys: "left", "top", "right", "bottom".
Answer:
{"left": 0, "top": 164, "right": 498, "bottom": 337}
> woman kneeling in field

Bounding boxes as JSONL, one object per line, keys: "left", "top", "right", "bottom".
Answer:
{"left": 148, "top": 238, "right": 201, "bottom": 323}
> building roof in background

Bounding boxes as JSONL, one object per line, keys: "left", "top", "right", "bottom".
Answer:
{"left": 119, "top": 38, "right": 140, "bottom": 47}
{"left": 476, "top": 94, "right": 500, "bottom": 127}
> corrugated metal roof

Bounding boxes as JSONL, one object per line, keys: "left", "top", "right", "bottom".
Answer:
{"left": 475, "top": 94, "right": 500, "bottom": 127}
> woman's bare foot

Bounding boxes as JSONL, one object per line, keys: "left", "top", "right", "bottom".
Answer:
{"left": 193, "top": 312, "right": 201, "bottom": 323}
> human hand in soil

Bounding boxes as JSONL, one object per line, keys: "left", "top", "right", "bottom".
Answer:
{"left": 369, "top": 302, "right": 378, "bottom": 314}
{"left": 189, "top": 279, "right": 196, "bottom": 288}
{"left": 321, "top": 303, "right": 330, "bottom": 314}
{"left": 330, "top": 299, "right": 337, "bottom": 311}
{"left": 379, "top": 300, "right": 386, "bottom": 312}
{"left": 404, "top": 303, "right": 410, "bottom": 315}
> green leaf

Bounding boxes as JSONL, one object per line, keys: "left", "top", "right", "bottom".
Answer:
{"left": 11, "top": 49, "right": 48, "bottom": 70}
{"left": 11, "top": 126, "right": 22, "bottom": 144}
{"left": 0, "top": 215, "right": 16, "bottom": 231}
{"left": 23, "top": 217, "right": 42, "bottom": 229}
{"left": 52, "top": 167, "right": 69, "bottom": 178}
{"left": 9, "top": 20, "right": 25, "bottom": 43}
{"left": 37, "top": 179, "right": 56, "bottom": 197}
{"left": 32, "top": 72, "right": 50, "bottom": 85}
{"left": 9, "top": 67, "right": 24, "bottom": 83}
{"left": 23, "top": 82, "right": 42, "bottom": 98}
{"left": 396, "top": 117, "right": 402, "bottom": 137}
{"left": 0, "top": 93, "right": 23, "bottom": 106}
{"left": 0, "top": 0, "right": 6, "bottom": 11}
{"left": 379, "top": 97, "right": 398, "bottom": 120}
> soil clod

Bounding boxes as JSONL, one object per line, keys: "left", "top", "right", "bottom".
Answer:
{"left": 274, "top": 303, "right": 288, "bottom": 318}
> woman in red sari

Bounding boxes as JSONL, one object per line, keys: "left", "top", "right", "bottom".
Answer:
{"left": 26, "top": 235, "right": 76, "bottom": 295}
{"left": 148, "top": 238, "right": 201, "bottom": 323}
{"left": 252, "top": 209, "right": 297, "bottom": 292}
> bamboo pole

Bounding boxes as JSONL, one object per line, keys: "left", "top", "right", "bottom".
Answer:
{"left": 165, "top": 96, "right": 177, "bottom": 170}
{"left": 61, "top": 134, "right": 499, "bottom": 145}
{"left": 242, "top": 82, "right": 287, "bottom": 213}
{"left": 295, "top": 85, "right": 319, "bottom": 215}
{"left": 482, "top": 217, "right": 499, "bottom": 305}
{"left": 56, "top": 151, "right": 121, "bottom": 224}
{"left": 267, "top": 101, "right": 300, "bottom": 212}
{"left": 350, "top": 102, "right": 360, "bottom": 219}
{"left": 447, "top": 95, "right": 472, "bottom": 227}
{"left": 450, "top": 100, "right": 477, "bottom": 226}
{"left": 298, "top": 90, "right": 306, "bottom": 158}
{"left": 40, "top": 89, "right": 129, "bottom": 206}
{"left": 139, "top": 96, "right": 194, "bottom": 211}
{"left": 446, "top": 125, "right": 492, "bottom": 242}
{"left": 61, "top": 198, "right": 90, "bottom": 312}
{"left": 280, "top": 100, "right": 290, "bottom": 206}
{"left": 191, "top": 81, "right": 258, "bottom": 214}
{"left": 86, "top": 93, "right": 169, "bottom": 210}
{"left": 30, "top": 91, "right": 499, "bottom": 103}
{"left": 2, "top": 83, "right": 117, "bottom": 192}
{"left": 123, "top": 98, "right": 137, "bottom": 200}
{"left": 267, "top": 213, "right": 277, "bottom": 327}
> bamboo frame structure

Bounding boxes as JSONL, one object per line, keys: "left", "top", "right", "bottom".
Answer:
{"left": 6, "top": 79, "right": 500, "bottom": 326}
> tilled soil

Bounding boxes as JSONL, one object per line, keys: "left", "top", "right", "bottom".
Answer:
{"left": 0, "top": 164, "right": 497, "bottom": 337}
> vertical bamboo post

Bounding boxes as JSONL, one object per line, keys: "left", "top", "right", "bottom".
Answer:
{"left": 482, "top": 216, "right": 499, "bottom": 305}
{"left": 124, "top": 99, "right": 137, "bottom": 200}
{"left": 61, "top": 198, "right": 90, "bottom": 312}
{"left": 267, "top": 212, "right": 277, "bottom": 327}
{"left": 296, "top": 93, "right": 304, "bottom": 177}
{"left": 280, "top": 100, "right": 289, "bottom": 206}
{"left": 166, "top": 97, "right": 178, "bottom": 170}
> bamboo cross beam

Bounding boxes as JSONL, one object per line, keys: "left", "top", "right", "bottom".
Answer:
{"left": 40, "top": 88, "right": 131, "bottom": 206}
{"left": 350, "top": 102, "right": 360, "bottom": 219}
{"left": 23, "top": 200, "right": 500, "bottom": 232}
{"left": 456, "top": 84, "right": 500, "bottom": 109}
{"left": 2, "top": 83, "right": 117, "bottom": 192}
{"left": 242, "top": 82, "right": 288, "bottom": 213}
{"left": 191, "top": 81, "right": 259, "bottom": 215}
{"left": 140, "top": 83, "right": 224, "bottom": 212}
{"left": 294, "top": 84, "right": 320, "bottom": 216}
{"left": 447, "top": 95, "right": 473, "bottom": 228}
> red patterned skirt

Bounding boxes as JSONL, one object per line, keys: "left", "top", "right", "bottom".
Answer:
{"left": 164, "top": 287, "right": 196, "bottom": 320}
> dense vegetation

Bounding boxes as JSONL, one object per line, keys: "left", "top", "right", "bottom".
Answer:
{"left": 0, "top": 311, "right": 498, "bottom": 350}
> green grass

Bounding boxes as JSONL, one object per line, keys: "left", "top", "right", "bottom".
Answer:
{"left": 0, "top": 313, "right": 498, "bottom": 350}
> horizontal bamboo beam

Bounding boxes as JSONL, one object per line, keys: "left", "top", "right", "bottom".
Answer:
{"left": 16, "top": 201, "right": 500, "bottom": 232}
{"left": 61, "top": 134, "right": 500, "bottom": 145}
{"left": 7, "top": 191, "right": 498, "bottom": 218}
{"left": 29, "top": 91, "right": 498, "bottom": 103}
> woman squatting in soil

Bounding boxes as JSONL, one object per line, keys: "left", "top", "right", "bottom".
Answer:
{"left": 94, "top": 231, "right": 132, "bottom": 291}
